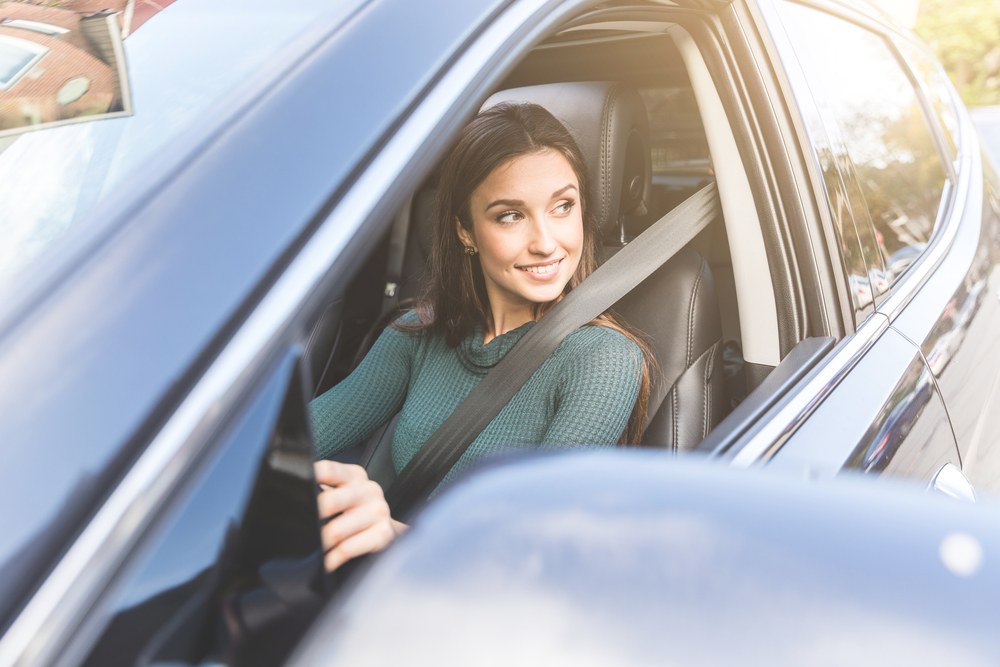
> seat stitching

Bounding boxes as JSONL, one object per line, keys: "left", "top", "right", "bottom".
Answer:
{"left": 601, "top": 84, "right": 620, "bottom": 229}
{"left": 668, "top": 341, "right": 719, "bottom": 451}
{"left": 671, "top": 384, "right": 679, "bottom": 452}
{"left": 703, "top": 340, "right": 718, "bottom": 437}
{"left": 686, "top": 256, "right": 706, "bottom": 366}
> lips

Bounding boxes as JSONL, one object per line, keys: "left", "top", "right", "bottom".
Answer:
{"left": 517, "top": 258, "right": 563, "bottom": 278}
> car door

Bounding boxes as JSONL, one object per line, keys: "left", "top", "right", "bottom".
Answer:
{"left": 881, "top": 41, "right": 1000, "bottom": 496}
{"left": 725, "top": 0, "right": 964, "bottom": 483}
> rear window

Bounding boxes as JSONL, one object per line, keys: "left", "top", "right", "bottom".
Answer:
{"left": 779, "top": 2, "right": 947, "bottom": 283}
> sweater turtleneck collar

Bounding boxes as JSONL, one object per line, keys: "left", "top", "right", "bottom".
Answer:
{"left": 458, "top": 320, "right": 536, "bottom": 372}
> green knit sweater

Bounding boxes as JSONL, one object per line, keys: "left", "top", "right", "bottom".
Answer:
{"left": 310, "top": 311, "right": 642, "bottom": 489}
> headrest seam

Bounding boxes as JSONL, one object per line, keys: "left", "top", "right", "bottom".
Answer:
{"left": 601, "top": 83, "right": 622, "bottom": 231}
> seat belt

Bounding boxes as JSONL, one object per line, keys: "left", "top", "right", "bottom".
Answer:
{"left": 383, "top": 182, "right": 721, "bottom": 518}
{"left": 381, "top": 194, "right": 412, "bottom": 316}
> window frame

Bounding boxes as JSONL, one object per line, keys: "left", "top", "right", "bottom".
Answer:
{"left": 767, "top": 0, "right": 960, "bottom": 319}
{"left": 0, "top": 34, "right": 49, "bottom": 91}
{"left": 0, "top": 19, "right": 70, "bottom": 38}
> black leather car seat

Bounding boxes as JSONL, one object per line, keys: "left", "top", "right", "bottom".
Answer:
{"left": 481, "top": 82, "right": 727, "bottom": 450}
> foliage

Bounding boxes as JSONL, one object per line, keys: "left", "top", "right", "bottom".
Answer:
{"left": 914, "top": 0, "right": 1000, "bottom": 106}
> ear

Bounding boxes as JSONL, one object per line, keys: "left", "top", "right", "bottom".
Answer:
{"left": 455, "top": 217, "right": 475, "bottom": 248}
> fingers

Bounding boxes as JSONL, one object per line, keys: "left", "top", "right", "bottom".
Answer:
{"left": 313, "top": 460, "right": 368, "bottom": 487}
{"left": 313, "top": 463, "right": 397, "bottom": 572}
{"left": 321, "top": 501, "right": 385, "bottom": 552}
{"left": 317, "top": 478, "right": 384, "bottom": 521}
{"left": 324, "top": 520, "right": 396, "bottom": 572}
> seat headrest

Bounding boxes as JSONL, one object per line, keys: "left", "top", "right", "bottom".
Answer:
{"left": 482, "top": 82, "right": 652, "bottom": 239}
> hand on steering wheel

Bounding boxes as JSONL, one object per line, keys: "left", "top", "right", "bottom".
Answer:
{"left": 314, "top": 461, "right": 408, "bottom": 572}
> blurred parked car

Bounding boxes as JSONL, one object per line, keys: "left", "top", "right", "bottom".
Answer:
{"left": 0, "top": 0, "right": 999, "bottom": 665}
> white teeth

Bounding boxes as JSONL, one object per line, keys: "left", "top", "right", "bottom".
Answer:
{"left": 520, "top": 259, "right": 561, "bottom": 275}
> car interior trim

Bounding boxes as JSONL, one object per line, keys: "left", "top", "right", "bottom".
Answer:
{"left": 668, "top": 23, "right": 781, "bottom": 367}
{"left": 549, "top": 7, "right": 789, "bottom": 365}
{"left": 561, "top": 20, "right": 679, "bottom": 33}
{"left": 729, "top": 311, "right": 890, "bottom": 466}
{"left": 687, "top": 13, "right": 808, "bottom": 359}
{"left": 0, "top": 0, "right": 570, "bottom": 664}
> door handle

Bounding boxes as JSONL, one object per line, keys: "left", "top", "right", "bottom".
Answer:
{"left": 928, "top": 462, "right": 976, "bottom": 502}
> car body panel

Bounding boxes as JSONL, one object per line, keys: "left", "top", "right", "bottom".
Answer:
{"left": 296, "top": 453, "right": 1000, "bottom": 666}
{"left": 891, "top": 146, "right": 1000, "bottom": 493}
{"left": 73, "top": 349, "right": 323, "bottom": 667}
{"left": 768, "top": 325, "right": 959, "bottom": 479}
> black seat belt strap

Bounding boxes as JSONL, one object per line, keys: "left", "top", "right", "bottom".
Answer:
{"left": 381, "top": 194, "right": 412, "bottom": 316}
{"left": 384, "top": 182, "right": 721, "bottom": 517}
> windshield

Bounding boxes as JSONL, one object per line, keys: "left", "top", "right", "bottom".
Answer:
{"left": 0, "top": 0, "right": 342, "bottom": 290}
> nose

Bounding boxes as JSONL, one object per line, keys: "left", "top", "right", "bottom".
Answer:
{"left": 527, "top": 215, "right": 558, "bottom": 256}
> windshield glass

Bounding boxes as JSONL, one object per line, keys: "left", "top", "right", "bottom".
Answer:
{"left": 0, "top": 0, "right": 340, "bottom": 289}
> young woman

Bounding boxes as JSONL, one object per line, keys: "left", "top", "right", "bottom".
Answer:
{"left": 311, "top": 102, "right": 652, "bottom": 571}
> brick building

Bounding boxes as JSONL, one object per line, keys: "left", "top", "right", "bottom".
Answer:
{"left": 0, "top": 0, "right": 174, "bottom": 134}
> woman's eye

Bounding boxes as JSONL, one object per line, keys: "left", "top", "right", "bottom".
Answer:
{"left": 497, "top": 211, "right": 521, "bottom": 224}
{"left": 554, "top": 200, "right": 575, "bottom": 215}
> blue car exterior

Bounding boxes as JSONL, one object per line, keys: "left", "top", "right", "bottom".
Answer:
{"left": 296, "top": 453, "right": 1000, "bottom": 666}
{"left": 0, "top": 0, "right": 998, "bottom": 664}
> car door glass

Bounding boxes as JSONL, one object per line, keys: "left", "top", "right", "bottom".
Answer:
{"left": 778, "top": 2, "right": 948, "bottom": 285}
{"left": 895, "top": 39, "right": 960, "bottom": 161}
{"left": 78, "top": 351, "right": 324, "bottom": 667}
{"left": 763, "top": 6, "right": 874, "bottom": 316}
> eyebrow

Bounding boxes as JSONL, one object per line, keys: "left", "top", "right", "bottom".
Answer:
{"left": 484, "top": 184, "right": 577, "bottom": 210}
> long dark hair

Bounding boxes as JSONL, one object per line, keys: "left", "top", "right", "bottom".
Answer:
{"left": 400, "top": 101, "right": 651, "bottom": 444}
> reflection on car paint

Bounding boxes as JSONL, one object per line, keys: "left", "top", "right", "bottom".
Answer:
{"left": 897, "top": 152, "right": 1000, "bottom": 494}
{"left": 844, "top": 349, "right": 957, "bottom": 478}
{"left": 81, "top": 352, "right": 323, "bottom": 667}
{"left": 0, "top": 0, "right": 138, "bottom": 138}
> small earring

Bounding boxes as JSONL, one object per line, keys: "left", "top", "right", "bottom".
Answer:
{"left": 464, "top": 245, "right": 478, "bottom": 256}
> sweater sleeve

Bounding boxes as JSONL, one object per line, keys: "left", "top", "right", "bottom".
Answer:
{"left": 309, "top": 317, "right": 419, "bottom": 460}
{"left": 539, "top": 327, "right": 643, "bottom": 449}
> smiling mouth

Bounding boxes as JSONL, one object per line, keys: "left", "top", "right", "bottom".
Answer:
{"left": 517, "top": 258, "right": 563, "bottom": 277}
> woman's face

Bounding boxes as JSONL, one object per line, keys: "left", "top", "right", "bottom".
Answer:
{"left": 459, "top": 149, "right": 585, "bottom": 313}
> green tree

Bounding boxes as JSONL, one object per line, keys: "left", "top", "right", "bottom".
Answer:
{"left": 914, "top": 0, "right": 1000, "bottom": 106}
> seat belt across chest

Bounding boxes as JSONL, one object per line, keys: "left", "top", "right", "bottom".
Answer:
{"left": 383, "top": 182, "right": 722, "bottom": 517}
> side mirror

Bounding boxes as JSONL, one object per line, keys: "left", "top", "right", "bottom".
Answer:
{"left": 928, "top": 462, "right": 976, "bottom": 502}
